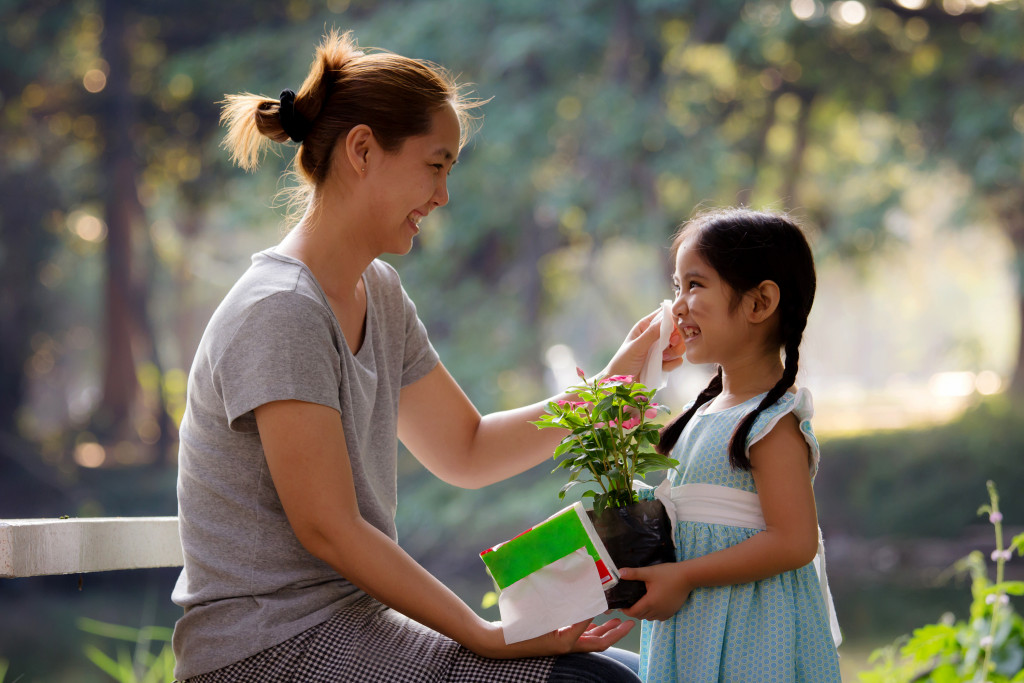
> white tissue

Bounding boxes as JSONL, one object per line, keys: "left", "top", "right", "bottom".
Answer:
{"left": 498, "top": 548, "right": 609, "bottom": 644}
{"left": 638, "top": 299, "right": 674, "bottom": 390}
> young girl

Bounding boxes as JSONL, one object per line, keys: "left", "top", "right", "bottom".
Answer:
{"left": 618, "top": 208, "right": 842, "bottom": 682}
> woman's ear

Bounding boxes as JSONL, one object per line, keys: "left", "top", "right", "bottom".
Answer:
{"left": 343, "top": 124, "right": 375, "bottom": 175}
{"left": 744, "top": 280, "right": 780, "bottom": 323}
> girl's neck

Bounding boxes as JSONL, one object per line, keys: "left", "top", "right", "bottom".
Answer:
{"left": 712, "top": 354, "right": 785, "bottom": 410}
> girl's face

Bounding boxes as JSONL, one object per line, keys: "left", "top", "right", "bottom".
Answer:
{"left": 670, "top": 236, "right": 749, "bottom": 366}
{"left": 367, "top": 105, "right": 460, "bottom": 255}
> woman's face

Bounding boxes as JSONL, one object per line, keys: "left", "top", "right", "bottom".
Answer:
{"left": 367, "top": 105, "right": 461, "bottom": 255}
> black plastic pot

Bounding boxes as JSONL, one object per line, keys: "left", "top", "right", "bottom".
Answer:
{"left": 588, "top": 499, "right": 676, "bottom": 609}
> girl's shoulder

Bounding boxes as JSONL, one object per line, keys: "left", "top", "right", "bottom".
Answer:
{"left": 747, "top": 388, "right": 820, "bottom": 473}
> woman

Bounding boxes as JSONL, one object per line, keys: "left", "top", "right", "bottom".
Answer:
{"left": 172, "top": 29, "right": 684, "bottom": 682}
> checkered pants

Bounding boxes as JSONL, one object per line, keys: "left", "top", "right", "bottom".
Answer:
{"left": 180, "top": 595, "right": 555, "bottom": 682}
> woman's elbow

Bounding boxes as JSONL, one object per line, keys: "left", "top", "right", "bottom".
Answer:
{"left": 289, "top": 515, "right": 366, "bottom": 567}
{"left": 291, "top": 520, "right": 337, "bottom": 561}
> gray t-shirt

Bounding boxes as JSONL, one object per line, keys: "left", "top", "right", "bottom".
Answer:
{"left": 171, "top": 250, "right": 439, "bottom": 679}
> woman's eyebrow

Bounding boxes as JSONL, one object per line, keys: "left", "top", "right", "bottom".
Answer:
{"left": 432, "top": 147, "right": 457, "bottom": 162}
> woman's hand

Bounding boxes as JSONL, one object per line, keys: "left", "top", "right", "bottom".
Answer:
{"left": 469, "top": 617, "right": 635, "bottom": 659}
{"left": 617, "top": 564, "right": 692, "bottom": 622}
{"left": 602, "top": 307, "right": 685, "bottom": 379}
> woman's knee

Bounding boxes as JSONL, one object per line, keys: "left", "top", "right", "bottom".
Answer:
{"left": 548, "top": 650, "right": 641, "bottom": 683}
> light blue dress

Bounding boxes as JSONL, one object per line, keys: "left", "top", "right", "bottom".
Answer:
{"left": 638, "top": 389, "right": 841, "bottom": 682}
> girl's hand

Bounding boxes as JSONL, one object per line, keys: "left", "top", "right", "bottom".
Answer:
{"left": 602, "top": 308, "right": 685, "bottom": 379}
{"left": 471, "top": 617, "right": 635, "bottom": 659}
{"left": 617, "top": 565, "right": 692, "bottom": 622}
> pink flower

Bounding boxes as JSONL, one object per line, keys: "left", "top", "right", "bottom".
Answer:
{"left": 645, "top": 408, "right": 659, "bottom": 419}
{"left": 593, "top": 422, "right": 606, "bottom": 429}
{"left": 622, "top": 417, "right": 642, "bottom": 430}
{"left": 990, "top": 511, "right": 1003, "bottom": 524}
{"left": 576, "top": 366, "right": 586, "bottom": 379}
{"left": 991, "top": 549, "right": 1013, "bottom": 562}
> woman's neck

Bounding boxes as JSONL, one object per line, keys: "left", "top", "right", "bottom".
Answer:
{"left": 277, "top": 191, "right": 376, "bottom": 302}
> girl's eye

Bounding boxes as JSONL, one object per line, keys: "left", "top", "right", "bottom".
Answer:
{"left": 689, "top": 280, "right": 701, "bottom": 290}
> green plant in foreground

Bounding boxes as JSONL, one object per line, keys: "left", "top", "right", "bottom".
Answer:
{"left": 532, "top": 369, "right": 678, "bottom": 515}
{"left": 859, "top": 481, "right": 1024, "bottom": 683}
{"left": 78, "top": 617, "right": 175, "bottom": 683}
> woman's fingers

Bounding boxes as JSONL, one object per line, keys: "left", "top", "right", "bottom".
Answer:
{"left": 570, "top": 618, "right": 635, "bottom": 652}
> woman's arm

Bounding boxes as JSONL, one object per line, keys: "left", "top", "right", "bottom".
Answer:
{"left": 619, "top": 413, "right": 820, "bottom": 622}
{"left": 255, "top": 398, "right": 632, "bottom": 657}
{"left": 397, "top": 307, "right": 684, "bottom": 489}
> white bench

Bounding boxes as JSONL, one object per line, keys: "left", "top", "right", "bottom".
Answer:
{"left": 0, "top": 517, "right": 182, "bottom": 578}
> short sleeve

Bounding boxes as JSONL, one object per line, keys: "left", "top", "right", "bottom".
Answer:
{"left": 398, "top": 285, "right": 438, "bottom": 386}
{"left": 213, "top": 292, "right": 343, "bottom": 432}
{"left": 745, "top": 388, "right": 820, "bottom": 475}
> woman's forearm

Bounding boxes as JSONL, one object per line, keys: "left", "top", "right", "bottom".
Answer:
{"left": 303, "top": 515, "right": 501, "bottom": 653}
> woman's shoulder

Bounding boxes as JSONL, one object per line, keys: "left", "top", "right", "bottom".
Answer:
{"left": 365, "top": 258, "right": 401, "bottom": 286}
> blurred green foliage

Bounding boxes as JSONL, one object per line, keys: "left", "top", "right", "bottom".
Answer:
{"left": 3, "top": 1, "right": 1024, "bottom": 679}
{"left": 818, "top": 397, "right": 1024, "bottom": 538}
{"left": 858, "top": 483, "right": 1024, "bottom": 682}
{"left": 4, "top": 0, "right": 1024, "bottom": 466}
{"left": 78, "top": 617, "right": 174, "bottom": 683}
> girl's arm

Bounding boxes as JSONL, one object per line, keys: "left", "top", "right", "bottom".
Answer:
{"left": 255, "top": 399, "right": 634, "bottom": 658}
{"left": 619, "top": 413, "right": 820, "bottom": 622}
{"left": 397, "top": 307, "right": 684, "bottom": 490}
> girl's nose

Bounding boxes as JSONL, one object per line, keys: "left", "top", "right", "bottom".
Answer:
{"left": 671, "top": 294, "right": 687, "bottom": 318}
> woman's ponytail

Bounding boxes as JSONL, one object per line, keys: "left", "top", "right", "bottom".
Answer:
{"left": 218, "top": 29, "right": 482, "bottom": 188}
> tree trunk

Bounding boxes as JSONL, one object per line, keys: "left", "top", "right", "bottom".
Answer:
{"left": 781, "top": 89, "right": 814, "bottom": 211}
{"left": 98, "top": 0, "right": 143, "bottom": 437}
{"left": 1006, "top": 217, "right": 1024, "bottom": 397}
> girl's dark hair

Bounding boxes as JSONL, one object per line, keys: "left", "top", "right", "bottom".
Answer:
{"left": 219, "top": 29, "right": 482, "bottom": 186}
{"left": 656, "top": 208, "right": 817, "bottom": 470}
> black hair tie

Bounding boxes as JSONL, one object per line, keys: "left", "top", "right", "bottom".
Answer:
{"left": 278, "top": 89, "right": 312, "bottom": 143}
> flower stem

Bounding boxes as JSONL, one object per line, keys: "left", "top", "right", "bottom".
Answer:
{"left": 980, "top": 481, "right": 1004, "bottom": 680}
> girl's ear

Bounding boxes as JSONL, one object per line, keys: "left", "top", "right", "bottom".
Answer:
{"left": 744, "top": 280, "right": 780, "bottom": 323}
{"left": 343, "top": 124, "right": 375, "bottom": 176}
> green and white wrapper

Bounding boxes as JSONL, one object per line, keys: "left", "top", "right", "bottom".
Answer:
{"left": 479, "top": 502, "right": 620, "bottom": 644}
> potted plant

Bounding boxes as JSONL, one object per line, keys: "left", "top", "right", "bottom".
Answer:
{"left": 532, "top": 368, "right": 679, "bottom": 608}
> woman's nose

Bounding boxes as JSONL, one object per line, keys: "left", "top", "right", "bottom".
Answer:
{"left": 433, "top": 176, "right": 449, "bottom": 207}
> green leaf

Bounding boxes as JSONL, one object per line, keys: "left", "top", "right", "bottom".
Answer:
{"left": 901, "top": 623, "right": 959, "bottom": 661}
{"left": 82, "top": 645, "right": 127, "bottom": 681}
{"left": 595, "top": 396, "right": 616, "bottom": 415}
{"left": 560, "top": 480, "right": 581, "bottom": 495}
{"left": 552, "top": 441, "right": 574, "bottom": 459}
